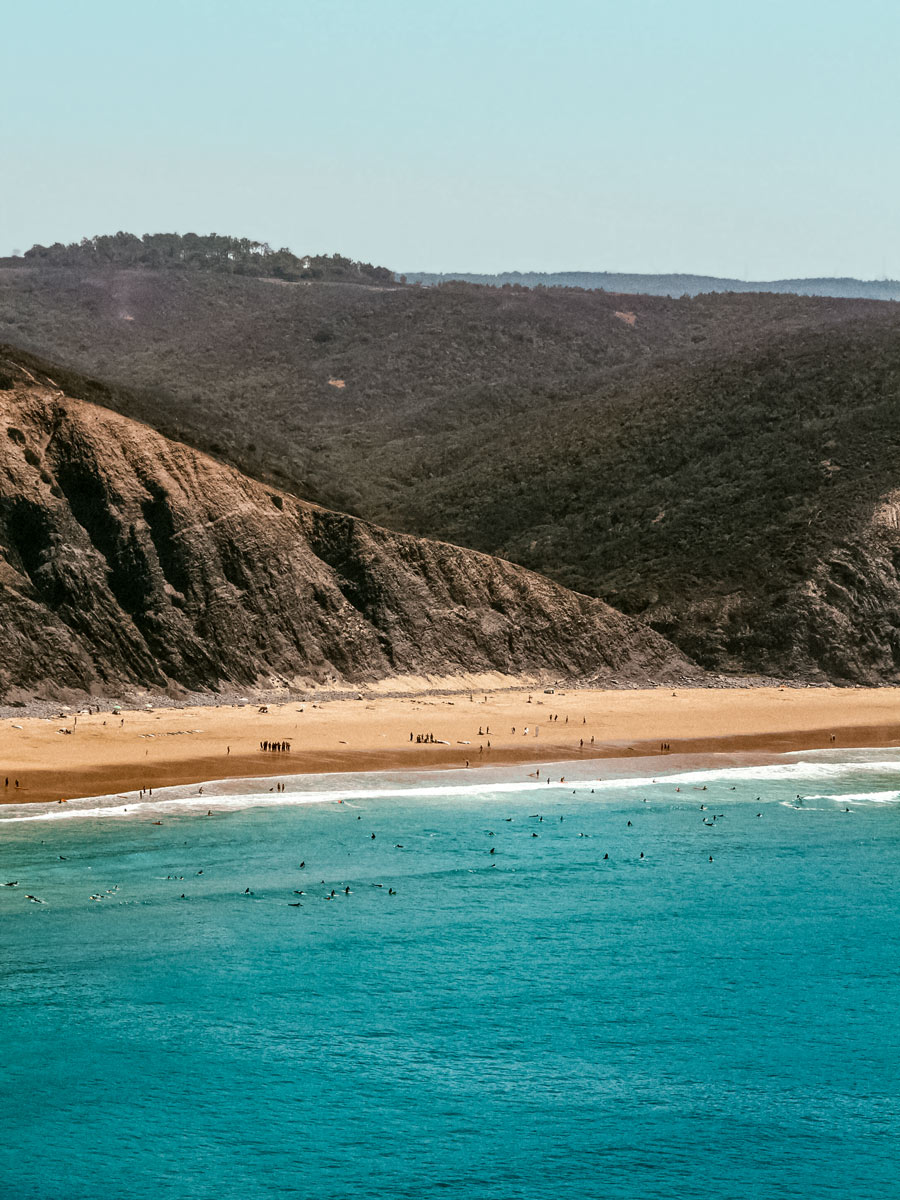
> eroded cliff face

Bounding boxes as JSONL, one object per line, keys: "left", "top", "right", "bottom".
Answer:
{"left": 0, "top": 355, "right": 694, "bottom": 698}
{"left": 645, "top": 505, "right": 900, "bottom": 686}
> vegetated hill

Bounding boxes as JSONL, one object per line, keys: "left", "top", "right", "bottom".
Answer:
{"left": 4, "top": 263, "right": 900, "bottom": 681}
{"left": 2, "top": 232, "right": 394, "bottom": 284}
{"left": 0, "top": 348, "right": 694, "bottom": 700}
{"left": 0, "top": 263, "right": 887, "bottom": 518}
{"left": 406, "top": 270, "right": 900, "bottom": 302}
{"left": 372, "top": 318, "right": 900, "bottom": 683}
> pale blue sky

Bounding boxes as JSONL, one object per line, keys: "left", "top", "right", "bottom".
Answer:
{"left": 2, "top": 0, "right": 898, "bottom": 277}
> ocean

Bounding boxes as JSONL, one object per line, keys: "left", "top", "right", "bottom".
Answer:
{"left": 2, "top": 750, "right": 899, "bottom": 1199}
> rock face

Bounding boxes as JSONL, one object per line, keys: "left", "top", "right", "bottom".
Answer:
{"left": 645, "top": 511, "right": 900, "bottom": 686}
{"left": 0, "top": 353, "right": 694, "bottom": 697}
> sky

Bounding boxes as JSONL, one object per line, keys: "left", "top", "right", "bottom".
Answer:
{"left": 2, "top": 0, "right": 898, "bottom": 278}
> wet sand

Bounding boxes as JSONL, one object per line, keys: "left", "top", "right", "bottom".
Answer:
{"left": 3, "top": 685, "right": 900, "bottom": 806}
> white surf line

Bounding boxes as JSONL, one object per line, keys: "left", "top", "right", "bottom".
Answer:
{"left": 6, "top": 755, "right": 900, "bottom": 823}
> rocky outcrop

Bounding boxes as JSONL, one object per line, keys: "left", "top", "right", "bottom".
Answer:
{"left": 645, "top": 515, "right": 900, "bottom": 685}
{"left": 0, "top": 352, "right": 695, "bottom": 698}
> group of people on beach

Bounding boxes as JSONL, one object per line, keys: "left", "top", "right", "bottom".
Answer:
{"left": 260, "top": 740, "right": 291, "bottom": 752}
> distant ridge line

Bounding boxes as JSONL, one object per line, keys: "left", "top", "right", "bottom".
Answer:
{"left": 403, "top": 270, "right": 900, "bottom": 302}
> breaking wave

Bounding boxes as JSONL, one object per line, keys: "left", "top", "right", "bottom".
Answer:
{"left": 3, "top": 754, "right": 900, "bottom": 823}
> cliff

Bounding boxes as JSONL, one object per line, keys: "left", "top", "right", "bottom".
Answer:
{"left": 0, "top": 351, "right": 695, "bottom": 698}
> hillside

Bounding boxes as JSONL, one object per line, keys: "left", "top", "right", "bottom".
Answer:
{"left": 5, "top": 232, "right": 394, "bottom": 285}
{"left": 4, "top": 262, "right": 900, "bottom": 681}
{"left": 0, "top": 348, "right": 694, "bottom": 699}
{"left": 0, "top": 264, "right": 888, "bottom": 515}
{"left": 406, "top": 270, "right": 900, "bottom": 302}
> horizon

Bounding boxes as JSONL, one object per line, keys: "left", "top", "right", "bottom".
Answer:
{"left": 7, "top": 232, "right": 900, "bottom": 288}
{"left": 3, "top": 0, "right": 899, "bottom": 278}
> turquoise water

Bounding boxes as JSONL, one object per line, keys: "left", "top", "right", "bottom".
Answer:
{"left": 2, "top": 752, "right": 899, "bottom": 1199}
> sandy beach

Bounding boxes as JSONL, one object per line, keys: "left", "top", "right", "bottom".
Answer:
{"left": 3, "top": 684, "right": 900, "bottom": 806}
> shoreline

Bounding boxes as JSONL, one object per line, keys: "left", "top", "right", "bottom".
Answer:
{"left": 3, "top": 685, "right": 900, "bottom": 806}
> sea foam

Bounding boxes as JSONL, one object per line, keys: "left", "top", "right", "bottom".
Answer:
{"left": 3, "top": 752, "right": 900, "bottom": 822}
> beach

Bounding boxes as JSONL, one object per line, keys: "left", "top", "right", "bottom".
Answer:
{"left": 4, "top": 683, "right": 900, "bottom": 805}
